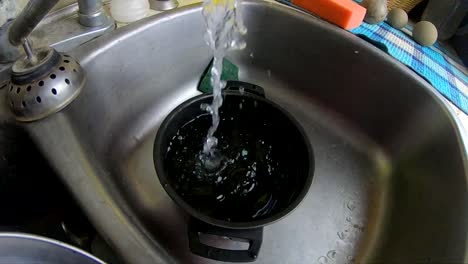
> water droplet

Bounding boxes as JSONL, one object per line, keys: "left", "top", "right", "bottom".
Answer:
{"left": 239, "top": 103, "right": 243, "bottom": 109}
{"left": 239, "top": 86, "right": 244, "bottom": 94}
{"left": 220, "top": 80, "right": 227, "bottom": 88}
{"left": 203, "top": 137, "right": 218, "bottom": 154}
{"left": 346, "top": 216, "right": 352, "bottom": 222}
{"left": 346, "top": 255, "right": 355, "bottom": 262}
{"left": 327, "top": 250, "right": 337, "bottom": 259}
{"left": 200, "top": 103, "right": 213, "bottom": 114}
{"left": 317, "top": 256, "right": 328, "bottom": 264}
{"left": 230, "top": 40, "right": 246, "bottom": 49}
{"left": 249, "top": 52, "right": 254, "bottom": 58}
{"left": 354, "top": 50, "right": 359, "bottom": 54}
{"left": 178, "top": 135, "right": 183, "bottom": 140}
{"left": 238, "top": 25, "right": 248, "bottom": 35}
{"left": 346, "top": 200, "right": 356, "bottom": 211}
{"left": 247, "top": 182, "right": 255, "bottom": 192}
{"left": 337, "top": 231, "right": 345, "bottom": 240}
{"left": 267, "top": 69, "right": 271, "bottom": 78}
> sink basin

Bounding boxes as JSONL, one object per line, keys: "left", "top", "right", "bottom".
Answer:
{"left": 6, "top": 1, "right": 467, "bottom": 263}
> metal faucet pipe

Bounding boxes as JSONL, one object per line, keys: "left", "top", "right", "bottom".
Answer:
{"left": 9, "top": 0, "right": 60, "bottom": 46}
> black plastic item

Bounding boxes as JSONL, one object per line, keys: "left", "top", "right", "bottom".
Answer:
{"left": 153, "top": 82, "right": 314, "bottom": 229}
{"left": 154, "top": 81, "right": 314, "bottom": 262}
{"left": 223, "top": 81, "right": 265, "bottom": 97}
{"left": 422, "top": 0, "right": 468, "bottom": 40}
{"left": 188, "top": 219, "right": 263, "bottom": 262}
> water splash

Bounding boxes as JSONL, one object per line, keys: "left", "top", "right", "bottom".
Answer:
{"left": 337, "top": 231, "right": 346, "bottom": 240}
{"left": 317, "top": 256, "right": 329, "bottom": 264}
{"left": 346, "top": 200, "right": 356, "bottom": 211}
{"left": 202, "top": 0, "right": 247, "bottom": 156}
{"left": 327, "top": 250, "right": 337, "bottom": 259}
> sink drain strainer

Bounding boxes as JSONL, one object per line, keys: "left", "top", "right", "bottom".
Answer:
{"left": 6, "top": 48, "right": 86, "bottom": 122}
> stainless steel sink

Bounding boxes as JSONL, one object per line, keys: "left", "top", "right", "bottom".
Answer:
{"left": 4, "top": 1, "right": 466, "bottom": 263}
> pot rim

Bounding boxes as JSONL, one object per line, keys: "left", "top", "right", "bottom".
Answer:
{"left": 154, "top": 90, "right": 315, "bottom": 229}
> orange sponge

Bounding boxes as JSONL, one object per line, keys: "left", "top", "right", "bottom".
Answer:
{"left": 292, "top": 0, "right": 366, "bottom": 30}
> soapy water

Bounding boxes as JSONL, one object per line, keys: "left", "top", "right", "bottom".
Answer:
{"left": 201, "top": 0, "right": 247, "bottom": 157}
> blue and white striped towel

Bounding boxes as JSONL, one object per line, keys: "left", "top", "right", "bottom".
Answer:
{"left": 278, "top": 0, "right": 468, "bottom": 114}
{"left": 352, "top": 22, "right": 468, "bottom": 114}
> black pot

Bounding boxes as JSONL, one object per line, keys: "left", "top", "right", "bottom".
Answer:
{"left": 154, "top": 81, "right": 314, "bottom": 262}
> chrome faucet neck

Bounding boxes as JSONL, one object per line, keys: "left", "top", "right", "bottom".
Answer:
{"left": 0, "top": 0, "right": 115, "bottom": 65}
{"left": 78, "top": 0, "right": 110, "bottom": 27}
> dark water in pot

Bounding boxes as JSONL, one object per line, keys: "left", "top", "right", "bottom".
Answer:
{"left": 163, "top": 94, "right": 311, "bottom": 223}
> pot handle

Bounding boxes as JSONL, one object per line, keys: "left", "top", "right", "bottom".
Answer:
{"left": 225, "top": 81, "right": 266, "bottom": 98}
{"left": 188, "top": 219, "right": 263, "bottom": 262}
